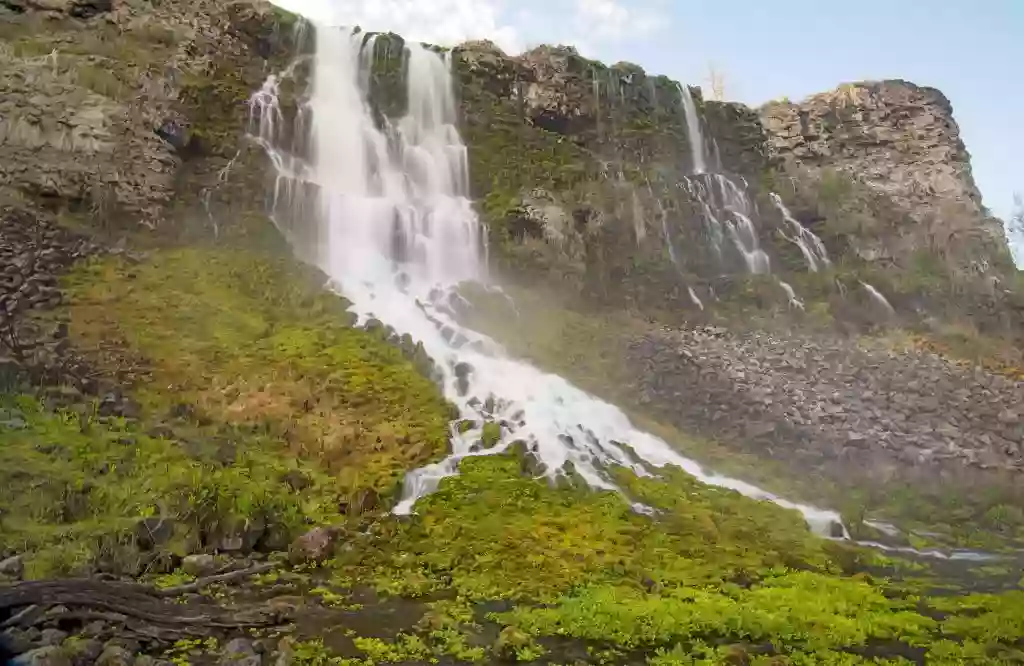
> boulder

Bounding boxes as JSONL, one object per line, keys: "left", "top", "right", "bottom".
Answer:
{"left": 134, "top": 518, "right": 174, "bottom": 550}
{"left": 11, "top": 646, "right": 70, "bottom": 666}
{"left": 94, "top": 645, "right": 134, "bottom": 666}
{"left": 181, "top": 553, "right": 219, "bottom": 578}
{"left": 0, "top": 555, "right": 24, "bottom": 578}
{"left": 218, "top": 639, "right": 262, "bottom": 666}
{"left": 287, "top": 527, "right": 340, "bottom": 564}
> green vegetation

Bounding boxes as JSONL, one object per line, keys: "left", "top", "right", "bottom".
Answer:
{"left": 330, "top": 456, "right": 830, "bottom": 602}
{"left": 63, "top": 248, "right": 453, "bottom": 499}
{"left": 0, "top": 395, "right": 345, "bottom": 579}
{"left": 318, "top": 453, "right": 1024, "bottom": 664}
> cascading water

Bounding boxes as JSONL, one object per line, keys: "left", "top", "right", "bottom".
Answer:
{"left": 770, "top": 193, "right": 831, "bottom": 272}
{"left": 860, "top": 281, "right": 896, "bottom": 316}
{"left": 249, "top": 24, "right": 848, "bottom": 535}
{"left": 778, "top": 280, "right": 805, "bottom": 310}
{"left": 679, "top": 84, "right": 706, "bottom": 175}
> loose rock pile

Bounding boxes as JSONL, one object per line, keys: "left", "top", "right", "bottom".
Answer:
{"left": 0, "top": 205, "right": 101, "bottom": 384}
{"left": 627, "top": 325, "right": 1023, "bottom": 490}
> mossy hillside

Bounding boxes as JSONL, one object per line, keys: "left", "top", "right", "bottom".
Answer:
{"left": 62, "top": 248, "right": 453, "bottom": 500}
{"left": 320, "top": 454, "right": 1024, "bottom": 665}
{"left": 0, "top": 395, "right": 346, "bottom": 579}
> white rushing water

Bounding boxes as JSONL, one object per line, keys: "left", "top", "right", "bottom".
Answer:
{"left": 770, "top": 193, "right": 831, "bottom": 272}
{"left": 860, "top": 281, "right": 896, "bottom": 316}
{"left": 248, "top": 25, "right": 849, "bottom": 535}
{"left": 679, "top": 84, "right": 707, "bottom": 175}
{"left": 778, "top": 280, "right": 805, "bottom": 310}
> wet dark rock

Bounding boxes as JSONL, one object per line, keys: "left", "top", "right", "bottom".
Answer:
{"left": 256, "top": 523, "right": 292, "bottom": 553}
{"left": 37, "top": 630, "right": 67, "bottom": 648}
{"left": 154, "top": 118, "right": 190, "bottom": 152}
{"left": 102, "top": 639, "right": 140, "bottom": 657}
{"left": 82, "top": 622, "right": 108, "bottom": 638}
{"left": 219, "top": 638, "right": 261, "bottom": 666}
{"left": 453, "top": 361, "right": 473, "bottom": 396}
{"left": 215, "top": 515, "right": 266, "bottom": 553}
{"left": 349, "top": 487, "right": 379, "bottom": 515}
{"left": 288, "top": 526, "right": 340, "bottom": 563}
{"left": 94, "top": 644, "right": 134, "bottom": 666}
{"left": 2, "top": 628, "right": 35, "bottom": 656}
{"left": 65, "top": 639, "right": 104, "bottom": 666}
{"left": 11, "top": 646, "right": 70, "bottom": 666}
{"left": 134, "top": 518, "right": 174, "bottom": 550}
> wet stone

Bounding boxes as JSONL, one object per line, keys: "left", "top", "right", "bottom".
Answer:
{"left": 134, "top": 518, "right": 174, "bottom": 550}
{"left": 0, "top": 554, "right": 24, "bottom": 578}
{"left": 181, "top": 553, "right": 218, "bottom": 578}
{"left": 11, "top": 646, "right": 70, "bottom": 666}
{"left": 219, "top": 639, "right": 261, "bottom": 666}
{"left": 94, "top": 645, "right": 134, "bottom": 666}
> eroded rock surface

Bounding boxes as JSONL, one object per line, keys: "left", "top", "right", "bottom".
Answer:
{"left": 760, "top": 81, "right": 1008, "bottom": 267}
{"left": 627, "top": 325, "right": 1023, "bottom": 489}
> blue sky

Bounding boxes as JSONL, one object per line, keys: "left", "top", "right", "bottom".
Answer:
{"left": 275, "top": 0, "right": 1022, "bottom": 256}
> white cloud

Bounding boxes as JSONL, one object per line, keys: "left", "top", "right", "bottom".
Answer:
{"left": 572, "top": 0, "right": 666, "bottom": 44}
{"left": 272, "top": 0, "right": 670, "bottom": 57}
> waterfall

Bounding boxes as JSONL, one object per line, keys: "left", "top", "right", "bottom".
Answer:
{"left": 860, "top": 281, "right": 896, "bottom": 316}
{"left": 778, "top": 280, "right": 805, "bottom": 310}
{"left": 682, "top": 174, "right": 771, "bottom": 274}
{"left": 687, "top": 286, "right": 704, "bottom": 311}
{"left": 679, "top": 84, "right": 707, "bottom": 175}
{"left": 770, "top": 193, "right": 831, "bottom": 271}
{"left": 248, "top": 24, "right": 847, "bottom": 535}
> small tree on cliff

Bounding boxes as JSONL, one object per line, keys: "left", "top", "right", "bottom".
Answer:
{"left": 705, "top": 62, "right": 727, "bottom": 101}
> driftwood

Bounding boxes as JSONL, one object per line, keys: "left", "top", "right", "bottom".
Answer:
{"left": 0, "top": 567, "right": 281, "bottom": 632}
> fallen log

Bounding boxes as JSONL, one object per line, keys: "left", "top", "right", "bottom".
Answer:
{"left": 0, "top": 578, "right": 277, "bottom": 630}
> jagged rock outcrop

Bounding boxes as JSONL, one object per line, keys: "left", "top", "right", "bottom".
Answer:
{"left": 761, "top": 81, "right": 982, "bottom": 215}
{"left": 759, "top": 81, "right": 1008, "bottom": 268}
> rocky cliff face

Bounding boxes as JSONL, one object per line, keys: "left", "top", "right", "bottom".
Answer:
{"left": 0, "top": 0, "right": 298, "bottom": 236}
{"left": 761, "top": 81, "right": 982, "bottom": 214}
{"left": 443, "top": 41, "right": 1020, "bottom": 336}
{"left": 760, "top": 80, "right": 1009, "bottom": 270}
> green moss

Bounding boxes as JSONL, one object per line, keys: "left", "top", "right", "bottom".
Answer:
{"left": 321, "top": 451, "right": 1024, "bottom": 663}
{"left": 0, "top": 395, "right": 346, "bottom": 578}
{"left": 63, "top": 248, "right": 453, "bottom": 500}
{"left": 331, "top": 454, "right": 832, "bottom": 603}
{"left": 480, "top": 421, "right": 501, "bottom": 448}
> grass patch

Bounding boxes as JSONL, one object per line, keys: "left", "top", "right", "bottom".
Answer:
{"left": 63, "top": 248, "right": 453, "bottom": 502}
{"left": 0, "top": 396, "right": 346, "bottom": 579}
